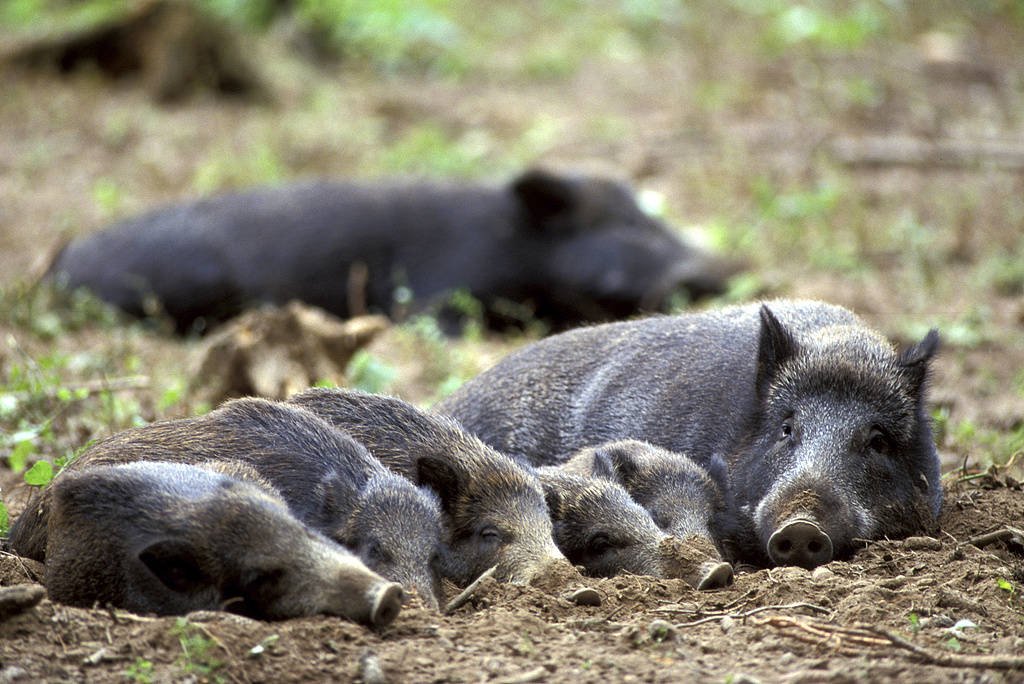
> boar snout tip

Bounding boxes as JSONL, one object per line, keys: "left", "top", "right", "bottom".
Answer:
{"left": 369, "top": 582, "right": 404, "bottom": 628}
{"left": 767, "top": 518, "right": 834, "bottom": 569}
{"left": 696, "top": 561, "right": 734, "bottom": 590}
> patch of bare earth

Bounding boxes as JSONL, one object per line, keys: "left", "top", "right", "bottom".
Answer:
{"left": 2, "top": 483, "right": 1022, "bottom": 683}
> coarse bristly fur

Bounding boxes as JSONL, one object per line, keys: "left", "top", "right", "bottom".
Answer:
{"left": 42, "top": 460, "right": 404, "bottom": 624}
{"left": 562, "top": 440, "right": 733, "bottom": 557}
{"left": 288, "top": 388, "right": 564, "bottom": 587}
{"left": 535, "top": 466, "right": 667, "bottom": 578}
{"left": 10, "top": 397, "right": 443, "bottom": 608}
{"left": 438, "top": 299, "right": 942, "bottom": 567}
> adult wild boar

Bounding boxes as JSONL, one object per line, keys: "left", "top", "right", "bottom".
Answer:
{"left": 438, "top": 300, "right": 942, "bottom": 568}
{"left": 40, "top": 461, "right": 403, "bottom": 624}
{"left": 46, "top": 169, "right": 734, "bottom": 333}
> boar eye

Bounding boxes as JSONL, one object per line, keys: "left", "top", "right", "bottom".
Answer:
{"left": 867, "top": 428, "right": 891, "bottom": 455}
{"left": 778, "top": 417, "right": 795, "bottom": 442}
{"left": 478, "top": 525, "right": 502, "bottom": 546}
{"left": 587, "top": 533, "right": 613, "bottom": 556}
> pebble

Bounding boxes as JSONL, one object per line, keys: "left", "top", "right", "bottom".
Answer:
{"left": 904, "top": 536, "right": 942, "bottom": 551}
{"left": 0, "top": 666, "right": 29, "bottom": 683}
{"left": 811, "top": 566, "right": 834, "bottom": 582}
{"left": 567, "top": 588, "right": 601, "bottom": 607}
{"left": 720, "top": 616, "right": 735, "bottom": 633}
{"left": 648, "top": 619, "right": 676, "bottom": 642}
{"left": 357, "top": 648, "right": 387, "bottom": 684}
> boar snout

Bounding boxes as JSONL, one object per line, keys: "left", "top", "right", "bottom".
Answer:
{"left": 767, "top": 518, "right": 833, "bottom": 569}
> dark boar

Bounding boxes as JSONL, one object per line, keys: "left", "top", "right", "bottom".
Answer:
{"left": 535, "top": 466, "right": 732, "bottom": 588}
{"left": 287, "top": 388, "right": 564, "bottom": 587}
{"left": 9, "top": 398, "right": 443, "bottom": 609}
{"left": 46, "top": 169, "right": 735, "bottom": 333}
{"left": 562, "top": 440, "right": 733, "bottom": 557}
{"left": 438, "top": 300, "right": 942, "bottom": 568}
{"left": 43, "top": 460, "right": 403, "bottom": 624}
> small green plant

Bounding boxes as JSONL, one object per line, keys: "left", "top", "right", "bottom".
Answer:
{"left": 997, "top": 577, "right": 1016, "bottom": 601}
{"left": 347, "top": 350, "right": 398, "bottom": 394}
{"left": 0, "top": 497, "right": 9, "bottom": 537}
{"left": 23, "top": 460, "right": 53, "bottom": 486}
{"left": 124, "top": 657, "right": 155, "bottom": 684}
{"left": 172, "top": 618, "right": 224, "bottom": 680}
{"left": 907, "top": 612, "right": 920, "bottom": 634}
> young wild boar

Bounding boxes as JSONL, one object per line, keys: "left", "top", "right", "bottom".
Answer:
{"left": 438, "top": 300, "right": 942, "bottom": 569}
{"left": 287, "top": 388, "right": 565, "bottom": 587}
{"left": 9, "top": 398, "right": 443, "bottom": 609}
{"left": 562, "top": 440, "right": 733, "bottom": 558}
{"left": 535, "top": 466, "right": 732, "bottom": 589}
{"left": 46, "top": 169, "right": 736, "bottom": 333}
{"left": 42, "top": 461, "right": 404, "bottom": 625}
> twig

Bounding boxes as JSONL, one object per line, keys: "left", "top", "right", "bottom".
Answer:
{"left": 863, "top": 625, "right": 1024, "bottom": 670}
{"left": 444, "top": 565, "right": 498, "bottom": 615}
{"left": 1, "top": 375, "right": 150, "bottom": 402}
{"left": 965, "top": 527, "right": 1024, "bottom": 549}
{"left": 674, "top": 602, "right": 829, "bottom": 629}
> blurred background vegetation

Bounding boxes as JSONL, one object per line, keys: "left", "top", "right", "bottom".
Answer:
{"left": 1, "top": 0, "right": 1023, "bottom": 525}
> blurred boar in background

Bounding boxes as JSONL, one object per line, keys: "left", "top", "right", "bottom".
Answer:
{"left": 47, "top": 169, "right": 737, "bottom": 333}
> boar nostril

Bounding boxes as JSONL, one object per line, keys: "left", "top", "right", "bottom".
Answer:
{"left": 767, "top": 519, "right": 834, "bottom": 569}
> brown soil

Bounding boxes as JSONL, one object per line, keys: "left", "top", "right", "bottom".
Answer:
{"left": 2, "top": 482, "right": 1022, "bottom": 682}
{"left": 2, "top": 4, "right": 1024, "bottom": 682}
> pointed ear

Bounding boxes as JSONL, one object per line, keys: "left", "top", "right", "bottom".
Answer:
{"left": 138, "top": 539, "right": 209, "bottom": 595}
{"left": 415, "top": 457, "right": 463, "bottom": 517}
{"left": 898, "top": 329, "right": 940, "bottom": 395}
{"left": 511, "top": 169, "right": 578, "bottom": 225}
{"left": 589, "top": 448, "right": 617, "bottom": 481}
{"left": 756, "top": 305, "right": 798, "bottom": 397}
{"left": 590, "top": 443, "right": 639, "bottom": 485}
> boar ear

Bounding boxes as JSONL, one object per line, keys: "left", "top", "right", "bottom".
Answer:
{"left": 590, "top": 444, "right": 639, "bottom": 485}
{"left": 898, "top": 329, "right": 939, "bottom": 395}
{"left": 755, "top": 305, "right": 798, "bottom": 396}
{"left": 138, "top": 538, "right": 209, "bottom": 595}
{"left": 589, "top": 448, "right": 618, "bottom": 481}
{"left": 415, "top": 456, "right": 463, "bottom": 516}
{"left": 543, "top": 487, "right": 563, "bottom": 519}
{"left": 512, "top": 169, "right": 577, "bottom": 224}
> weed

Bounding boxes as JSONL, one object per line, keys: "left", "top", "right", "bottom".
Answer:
{"left": 908, "top": 612, "right": 920, "bottom": 634}
{"left": 172, "top": 618, "right": 225, "bottom": 681}
{"left": 124, "top": 657, "right": 155, "bottom": 684}
{"left": 0, "top": 498, "right": 9, "bottom": 537}
{"left": 347, "top": 350, "right": 399, "bottom": 394}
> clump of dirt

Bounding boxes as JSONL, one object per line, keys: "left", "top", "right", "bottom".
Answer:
{"left": 192, "top": 305, "right": 389, "bottom": 404}
{"left": 3, "top": 483, "right": 1022, "bottom": 682}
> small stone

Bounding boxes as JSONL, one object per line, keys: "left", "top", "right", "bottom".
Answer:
{"left": 357, "top": 648, "right": 387, "bottom": 684}
{"left": 904, "top": 536, "right": 942, "bottom": 551}
{"left": 778, "top": 652, "right": 796, "bottom": 667}
{"left": 0, "top": 666, "right": 29, "bottom": 683}
{"left": 811, "top": 566, "right": 835, "bottom": 582}
{"left": 567, "top": 588, "right": 601, "bottom": 607}
{"left": 648, "top": 619, "right": 676, "bottom": 642}
{"left": 720, "top": 616, "right": 735, "bottom": 633}
{"left": 0, "top": 584, "right": 46, "bottom": 621}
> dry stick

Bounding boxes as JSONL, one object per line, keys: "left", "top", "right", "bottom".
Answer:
{"left": 3, "top": 375, "right": 151, "bottom": 401}
{"left": 673, "top": 602, "right": 830, "bottom": 629}
{"left": 863, "top": 625, "right": 1024, "bottom": 670}
{"left": 444, "top": 565, "right": 498, "bottom": 615}
{"left": 966, "top": 527, "right": 1024, "bottom": 549}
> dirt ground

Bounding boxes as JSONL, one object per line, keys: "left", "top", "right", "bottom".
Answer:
{"left": 1, "top": 3, "right": 1023, "bottom": 682}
